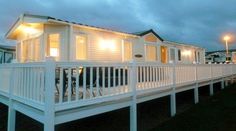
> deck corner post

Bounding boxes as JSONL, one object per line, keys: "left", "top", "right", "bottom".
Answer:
{"left": 7, "top": 106, "right": 16, "bottom": 131}
{"left": 44, "top": 57, "right": 56, "bottom": 131}
{"left": 129, "top": 61, "right": 137, "bottom": 131}
{"left": 194, "top": 64, "right": 199, "bottom": 104}
{"left": 170, "top": 63, "right": 176, "bottom": 117}
{"left": 210, "top": 81, "right": 214, "bottom": 96}
{"left": 194, "top": 83, "right": 199, "bottom": 104}
{"left": 8, "top": 68, "right": 16, "bottom": 131}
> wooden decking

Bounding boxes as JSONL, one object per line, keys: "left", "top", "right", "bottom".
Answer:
{"left": 0, "top": 60, "right": 236, "bottom": 131}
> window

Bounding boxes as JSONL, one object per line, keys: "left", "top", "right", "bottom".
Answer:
{"left": 34, "top": 39, "right": 40, "bottom": 61}
{"left": 21, "top": 37, "right": 41, "bottom": 62}
{"left": 75, "top": 35, "right": 87, "bottom": 60}
{"left": 194, "top": 51, "right": 197, "bottom": 62}
{"left": 197, "top": 52, "right": 200, "bottom": 62}
{"left": 170, "top": 48, "right": 176, "bottom": 63}
{"left": 16, "top": 43, "right": 21, "bottom": 62}
{"left": 123, "top": 41, "right": 132, "bottom": 61}
{"left": 0, "top": 51, "right": 3, "bottom": 63}
{"left": 28, "top": 40, "right": 34, "bottom": 61}
{"left": 178, "top": 49, "right": 181, "bottom": 61}
{"left": 4, "top": 52, "right": 13, "bottom": 63}
{"left": 161, "top": 46, "right": 168, "bottom": 63}
{"left": 48, "top": 34, "right": 60, "bottom": 57}
{"left": 146, "top": 45, "right": 157, "bottom": 61}
{"left": 22, "top": 41, "right": 28, "bottom": 62}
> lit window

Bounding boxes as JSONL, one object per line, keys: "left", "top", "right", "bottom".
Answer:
{"left": 161, "top": 46, "right": 168, "bottom": 63}
{"left": 21, "top": 37, "right": 40, "bottom": 62}
{"left": 75, "top": 35, "right": 87, "bottom": 60}
{"left": 146, "top": 45, "right": 157, "bottom": 61}
{"left": 48, "top": 34, "right": 60, "bottom": 57}
{"left": 34, "top": 39, "right": 40, "bottom": 61}
{"left": 123, "top": 41, "right": 132, "bottom": 61}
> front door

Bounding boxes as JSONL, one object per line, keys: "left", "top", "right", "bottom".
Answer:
{"left": 161, "top": 46, "right": 168, "bottom": 63}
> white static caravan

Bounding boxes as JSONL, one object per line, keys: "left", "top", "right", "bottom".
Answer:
{"left": 2, "top": 13, "right": 236, "bottom": 131}
{"left": 6, "top": 14, "right": 205, "bottom": 64}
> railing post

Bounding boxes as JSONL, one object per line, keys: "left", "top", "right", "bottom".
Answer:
{"left": 231, "top": 64, "right": 234, "bottom": 84}
{"left": 225, "top": 63, "right": 229, "bottom": 87}
{"left": 170, "top": 63, "right": 176, "bottom": 117}
{"left": 44, "top": 57, "right": 56, "bottom": 131}
{"left": 210, "top": 63, "right": 213, "bottom": 96}
{"left": 130, "top": 61, "right": 137, "bottom": 131}
{"left": 194, "top": 64, "right": 199, "bottom": 104}
{"left": 8, "top": 68, "right": 16, "bottom": 131}
{"left": 221, "top": 79, "right": 225, "bottom": 90}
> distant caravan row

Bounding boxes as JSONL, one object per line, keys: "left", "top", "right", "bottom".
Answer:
{"left": 205, "top": 50, "right": 236, "bottom": 64}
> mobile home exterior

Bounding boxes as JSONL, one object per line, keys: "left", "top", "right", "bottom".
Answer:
{"left": 3, "top": 14, "right": 234, "bottom": 131}
{"left": 6, "top": 14, "right": 204, "bottom": 64}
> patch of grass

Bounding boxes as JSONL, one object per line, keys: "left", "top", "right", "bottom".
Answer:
{"left": 150, "top": 84, "right": 236, "bottom": 131}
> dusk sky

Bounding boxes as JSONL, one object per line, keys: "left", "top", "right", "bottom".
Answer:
{"left": 1, "top": 0, "right": 236, "bottom": 51}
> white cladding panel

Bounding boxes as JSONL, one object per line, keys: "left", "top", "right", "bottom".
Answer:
{"left": 73, "top": 27, "right": 125, "bottom": 62}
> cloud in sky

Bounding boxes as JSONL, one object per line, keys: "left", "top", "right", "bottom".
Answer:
{"left": 1, "top": 0, "right": 236, "bottom": 51}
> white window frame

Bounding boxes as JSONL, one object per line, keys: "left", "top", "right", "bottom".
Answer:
{"left": 169, "top": 47, "right": 176, "bottom": 63}
{"left": 177, "top": 48, "right": 182, "bottom": 62}
{"left": 145, "top": 42, "right": 158, "bottom": 62}
{"left": 47, "top": 33, "right": 60, "bottom": 60}
{"left": 21, "top": 36, "right": 42, "bottom": 62}
{"left": 74, "top": 33, "right": 88, "bottom": 61}
{"left": 122, "top": 39, "right": 133, "bottom": 62}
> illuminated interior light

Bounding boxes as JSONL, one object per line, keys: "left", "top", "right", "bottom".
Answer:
{"left": 99, "top": 39, "right": 116, "bottom": 50}
{"left": 18, "top": 25, "right": 38, "bottom": 34}
{"left": 50, "top": 48, "right": 59, "bottom": 57}
{"left": 182, "top": 50, "right": 191, "bottom": 56}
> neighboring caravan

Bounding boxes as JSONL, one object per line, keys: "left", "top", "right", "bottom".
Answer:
{"left": 0, "top": 44, "right": 15, "bottom": 63}
{"left": 6, "top": 14, "right": 205, "bottom": 64}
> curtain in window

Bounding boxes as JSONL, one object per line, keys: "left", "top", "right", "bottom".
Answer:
{"left": 21, "top": 37, "right": 41, "bottom": 62}
{"left": 123, "top": 41, "right": 132, "bottom": 61}
{"left": 75, "top": 35, "right": 87, "bottom": 60}
{"left": 146, "top": 45, "right": 157, "bottom": 61}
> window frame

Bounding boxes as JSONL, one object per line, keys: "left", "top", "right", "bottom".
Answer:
{"left": 122, "top": 40, "right": 133, "bottom": 62}
{"left": 169, "top": 47, "right": 176, "bottom": 63}
{"left": 0, "top": 50, "right": 3, "bottom": 64}
{"left": 47, "top": 33, "right": 60, "bottom": 59}
{"left": 74, "top": 33, "right": 88, "bottom": 61}
{"left": 178, "top": 49, "right": 181, "bottom": 61}
{"left": 145, "top": 43, "right": 157, "bottom": 62}
{"left": 21, "top": 36, "right": 41, "bottom": 62}
{"left": 4, "top": 52, "right": 13, "bottom": 63}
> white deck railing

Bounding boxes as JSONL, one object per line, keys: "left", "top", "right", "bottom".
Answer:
{"left": 0, "top": 60, "right": 235, "bottom": 112}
